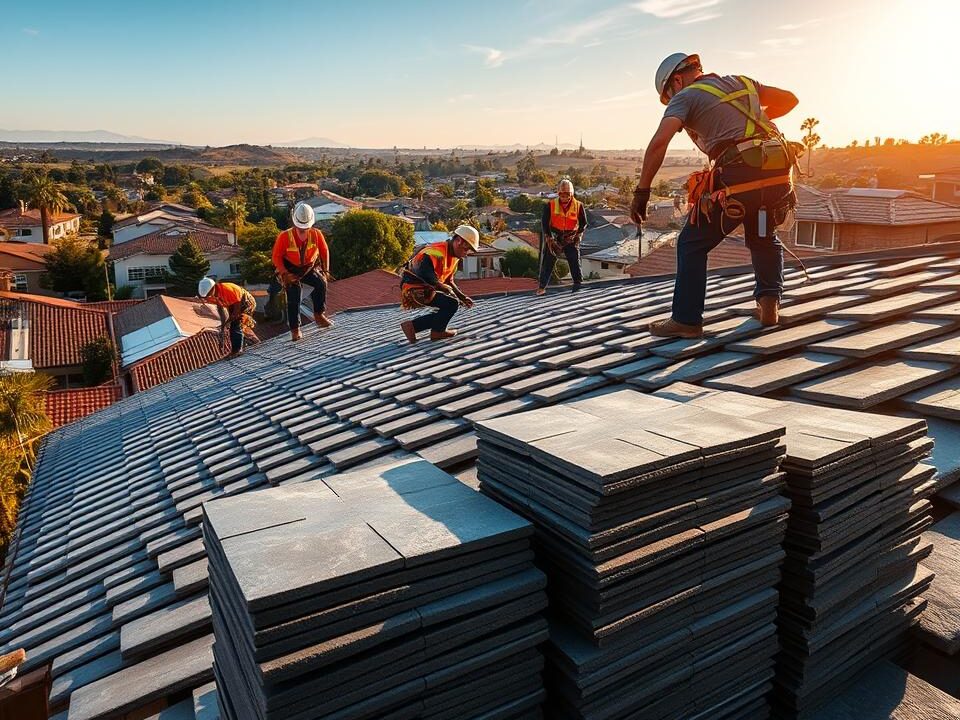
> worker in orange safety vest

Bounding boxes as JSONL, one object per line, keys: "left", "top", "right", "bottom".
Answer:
{"left": 198, "top": 277, "right": 257, "bottom": 356}
{"left": 537, "top": 179, "right": 587, "bottom": 296}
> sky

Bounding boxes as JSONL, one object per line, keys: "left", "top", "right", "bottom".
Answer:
{"left": 4, "top": 0, "right": 958, "bottom": 150}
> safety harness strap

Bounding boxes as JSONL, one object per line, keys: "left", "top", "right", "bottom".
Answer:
{"left": 687, "top": 76, "right": 777, "bottom": 139}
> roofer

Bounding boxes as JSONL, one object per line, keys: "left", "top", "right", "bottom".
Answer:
{"left": 399, "top": 225, "right": 479, "bottom": 343}
{"left": 537, "top": 179, "right": 588, "bottom": 296}
{"left": 198, "top": 277, "right": 257, "bottom": 357}
{"left": 631, "top": 53, "right": 800, "bottom": 338}
{"left": 271, "top": 201, "right": 333, "bottom": 341}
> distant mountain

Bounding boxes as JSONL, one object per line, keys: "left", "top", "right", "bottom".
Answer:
{"left": 274, "top": 137, "right": 350, "bottom": 148}
{"left": 0, "top": 129, "right": 181, "bottom": 145}
{"left": 455, "top": 142, "right": 578, "bottom": 151}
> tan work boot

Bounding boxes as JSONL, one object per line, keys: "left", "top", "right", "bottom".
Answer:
{"left": 430, "top": 329, "right": 457, "bottom": 341}
{"left": 535, "top": 288, "right": 546, "bottom": 296}
{"left": 401, "top": 320, "right": 417, "bottom": 345}
{"left": 314, "top": 312, "right": 333, "bottom": 328}
{"left": 756, "top": 296, "right": 780, "bottom": 327}
{"left": 0, "top": 649, "right": 25, "bottom": 674}
{"left": 291, "top": 327, "right": 303, "bottom": 341}
{"left": 649, "top": 318, "right": 703, "bottom": 339}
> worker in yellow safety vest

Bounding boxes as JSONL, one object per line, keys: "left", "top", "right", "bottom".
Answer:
{"left": 631, "top": 53, "right": 801, "bottom": 338}
{"left": 399, "top": 225, "right": 479, "bottom": 344}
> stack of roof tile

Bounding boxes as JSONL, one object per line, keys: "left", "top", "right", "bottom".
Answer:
{"left": 203, "top": 459, "right": 549, "bottom": 720}
{"left": 651, "top": 384, "right": 937, "bottom": 719}
{"left": 475, "top": 389, "right": 791, "bottom": 719}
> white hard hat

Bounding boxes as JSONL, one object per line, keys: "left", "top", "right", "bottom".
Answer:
{"left": 292, "top": 202, "right": 315, "bottom": 229}
{"left": 198, "top": 277, "right": 215, "bottom": 297}
{"left": 453, "top": 225, "right": 480, "bottom": 252}
{"left": 656, "top": 52, "right": 700, "bottom": 105}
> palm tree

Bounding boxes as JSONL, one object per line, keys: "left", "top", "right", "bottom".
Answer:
{"left": 800, "top": 118, "right": 821, "bottom": 177}
{"left": 224, "top": 196, "right": 247, "bottom": 242}
{"left": 0, "top": 372, "right": 53, "bottom": 555}
{"left": 25, "top": 172, "right": 68, "bottom": 244}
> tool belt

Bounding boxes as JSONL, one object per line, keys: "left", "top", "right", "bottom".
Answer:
{"left": 546, "top": 231, "right": 577, "bottom": 256}
{"left": 687, "top": 166, "right": 793, "bottom": 226}
{"left": 400, "top": 284, "right": 435, "bottom": 310}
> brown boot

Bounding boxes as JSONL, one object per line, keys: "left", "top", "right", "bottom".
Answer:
{"left": 314, "top": 312, "right": 332, "bottom": 328}
{"left": 649, "top": 318, "right": 703, "bottom": 339}
{"left": 0, "top": 649, "right": 25, "bottom": 674}
{"left": 756, "top": 296, "right": 780, "bottom": 327}
{"left": 291, "top": 327, "right": 303, "bottom": 341}
{"left": 401, "top": 320, "right": 417, "bottom": 344}
{"left": 430, "top": 329, "right": 457, "bottom": 341}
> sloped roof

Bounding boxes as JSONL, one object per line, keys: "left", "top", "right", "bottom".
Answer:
{"left": 796, "top": 185, "right": 960, "bottom": 225}
{"left": 83, "top": 299, "right": 144, "bottom": 314}
{"left": 0, "top": 208, "right": 81, "bottom": 229}
{"left": 127, "top": 330, "right": 228, "bottom": 392}
{"left": 108, "top": 228, "right": 234, "bottom": 261}
{"left": 0, "top": 242, "right": 53, "bottom": 272}
{"left": 114, "top": 295, "right": 220, "bottom": 340}
{"left": 584, "top": 238, "right": 639, "bottom": 264}
{"left": 0, "top": 292, "right": 110, "bottom": 369}
{"left": 627, "top": 238, "right": 753, "bottom": 277}
{"left": 111, "top": 204, "right": 199, "bottom": 230}
{"left": 44, "top": 385, "right": 122, "bottom": 428}
{"left": 324, "top": 269, "right": 537, "bottom": 315}
{"left": 3, "top": 242, "right": 960, "bottom": 717}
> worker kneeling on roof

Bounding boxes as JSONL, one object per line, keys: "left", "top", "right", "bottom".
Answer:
{"left": 631, "top": 53, "right": 801, "bottom": 339}
{"left": 271, "top": 201, "right": 333, "bottom": 341}
{"left": 198, "top": 277, "right": 257, "bottom": 357}
{"left": 399, "top": 225, "right": 479, "bottom": 344}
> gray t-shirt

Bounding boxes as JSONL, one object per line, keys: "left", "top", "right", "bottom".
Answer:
{"left": 663, "top": 74, "right": 778, "bottom": 157}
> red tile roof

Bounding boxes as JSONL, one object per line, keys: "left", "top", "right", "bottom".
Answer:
{"left": 84, "top": 299, "right": 144, "bottom": 314}
{"left": 44, "top": 385, "right": 122, "bottom": 428}
{"left": 108, "top": 228, "right": 235, "bottom": 261}
{"left": 627, "top": 239, "right": 755, "bottom": 277}
{"left": 0, "top": 208, "right": 81, "bottom": 229}
{"left": 325, "top": 269, "right": 538, "bottom": 315}
{"left": 0, "top": 242, "right": 53, "bottom": 271}
{"left": 796, "top": 185, "right": 960, "bottom": 225}
{"left": 0, "top": 292, "right": 111, "bottom": 370}
{"left": 127, "top": 330, "right": 227, "bottom": 392}
{"left": 510, "top": 231, "right": 541, "bottom": 249}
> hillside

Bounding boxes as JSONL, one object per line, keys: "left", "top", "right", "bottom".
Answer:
{"left": 809, "top": 143, "right": 960, "bottom": 189}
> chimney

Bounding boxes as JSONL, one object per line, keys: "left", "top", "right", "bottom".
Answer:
{"left": 18, "top": 200, "right": 26, "bottom": 216}
{"left": 0, "top": 272, "right": 11, "bottom": 292}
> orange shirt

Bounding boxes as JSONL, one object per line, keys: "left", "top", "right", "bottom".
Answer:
{"left": 271, "top": 227, "right": 329, "bottom": 275}
{"left": 209, "top": 282, "right": 252, "bottom": 309}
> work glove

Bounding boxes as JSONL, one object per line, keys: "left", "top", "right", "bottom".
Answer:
{"left": 461, "top": 296, "right": 475, "bottom": 309}
{"left": 630, "top": 187, "right": 651, "bottom": 227}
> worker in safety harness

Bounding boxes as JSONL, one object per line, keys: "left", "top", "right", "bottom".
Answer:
{"left": 271, "top": 202, "right": 333, "bottom": 341}
{"left": 630, "top": 53, "right": 800, "bottom": 339}
{"left": 537, "top": 179, "right": 588, "bottom": 296}
{"left": 198, "top": 277, "right": 257, "bottom": 357}
{"left": 399, "top": 225, "right": 479, "bottom": 344}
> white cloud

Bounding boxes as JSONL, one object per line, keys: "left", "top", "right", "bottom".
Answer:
{"left": 778, "top": 18, "right": 821, "bottom": 30}
{"left": 22, "top": 28, "right": 39, "bottom": 36}
{"left": 463, "top": 45, "right": 505, "bottom": 68}
{"left": 633, "top": 0, "right": 721, "bottom": 19}
{"left": 761, "top": 37, "right": 803, "bottom": 48}
{"left": 679, "top": 12, "right": 720, "bottom": 23}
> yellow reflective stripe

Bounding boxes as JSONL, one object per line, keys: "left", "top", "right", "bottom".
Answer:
{"left": 688, "top": 78, "right": 775, "bottom": 138}
{"left": 422, "top": 248, "right": 445, "bottom": 258}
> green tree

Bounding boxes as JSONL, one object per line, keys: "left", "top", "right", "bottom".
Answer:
{"left": 437, "top": 184, "right": 454, "bottom": 198}
{"left": 238, "top": 218, "right": 281, "bottom": 284}
{"left": 166, "top": 237, "right": 211, "bottom": 297}
{"left": 42, "top": 236, "right": 109, "bottom": 299}
{"left": 0, "top": 371, "right": 53, "bottom": 556}
{"left": 224, "top": 196, "right": 247, "bottom": 241}
{"left": 25, "top": 171, "right": 68, "bottom": 243}
{"left": 327, "top": 210, "right": 414, "bottom": 279}
{"left": 919, "top": 132, "right": 949, "bottom": 145}
{"left": 181, "top": 184, "right": 213, "bottom": 209}
{"left": 357, "top": 170, "right": 407, "bottom": 196}
{"left": 448, "top": 200, "right": 472, "bottom": 222}
{"left": 431, "top": 220, "right": 450, "bottom": 231}
{"left": 135, "top": 157, "right": 164, "bottom": 177}
{"left": 801, "top": 117, "right": 821, "bottom": 176}
{"left": 80, "top": 336, "right": 117, "bottom": 386}
{"left": 516, "top": 154, "right": 538, "bottom": 184}
{"left": 474, "top": 183, "right": 495, "bottom": 208}
{"left": 97, "top": 209, "right": 115, "bottom": 239}
{"left": 652, "top": 179, "right": 672, "bottom": 197}
{"left": 508, "top": 194, "right": 532, "bottom": 213}
{"left": 499, "top": 246, "right": 539, "bottom": 278}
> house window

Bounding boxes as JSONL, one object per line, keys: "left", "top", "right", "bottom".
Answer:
{"left": 601, "top": 262, "right": 610, "bottom": 270}
{"left": 14, "top": 229, "right": 32, "bottom": 237}
{"left": 13, "top": 274, "right": 28, "bottom": 291}
{"left": 229, "top": 263, "right": 242, "bottom": 275}
{"left": 795, "top": 222, "right": 836, "bottom": 250}
{"left": 127, "top": 266, "right": 166, "bottom": 281}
